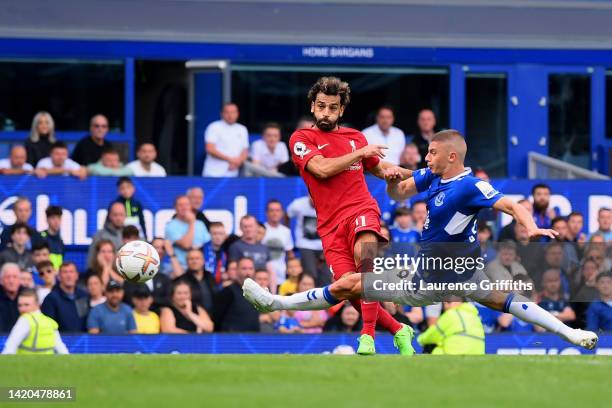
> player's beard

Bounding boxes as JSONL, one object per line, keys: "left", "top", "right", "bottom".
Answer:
{"left": 316, "top": 117, "right": 338, "bottom": 132}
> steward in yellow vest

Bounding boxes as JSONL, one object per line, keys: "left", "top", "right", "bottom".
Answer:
{"left": 1, "top": 289, "right": 68, "bottom": 355}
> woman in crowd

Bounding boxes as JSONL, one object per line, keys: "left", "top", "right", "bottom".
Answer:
{"left": 82, "top": 239, "right": 123, "bottom": 286}
{"left": 87, "top": 274, "right": 107, "bottom": 308}
{"left": 323, "top": 302, "right": 362, "bottom": 333}
{"left": 160, "top": 281, "right": 213, "bottom": 333}
{"left": 25, "top": 111, "right": 56, "bottom": 166}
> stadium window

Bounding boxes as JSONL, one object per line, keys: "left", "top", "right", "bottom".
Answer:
{"left": 230, "top": 66, "right": 449, "bottom": 139}
{"left": 606, "top": 71, "right": 612, "bottom": 139}
{"left": 465, "top": 73, "right": 508, "bottom": 178}
{"left": 0, "top": 59, "right": 124, "bottom": 131}
{"left": 548, "top": 74, "right": 591, "bottom": 169}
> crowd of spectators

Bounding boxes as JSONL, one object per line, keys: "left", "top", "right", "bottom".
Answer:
{"left": 0, "top": 107, "right": 611, "bottom": 338}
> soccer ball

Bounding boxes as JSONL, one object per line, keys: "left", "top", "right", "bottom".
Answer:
{"left": 115, "top": 240, "right": 160, "bottom": 283}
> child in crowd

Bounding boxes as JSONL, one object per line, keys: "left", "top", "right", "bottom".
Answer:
{"left": 294, "top": 274, "right": 327, "bottom": 333}
{"left": 35, "top": 260, "right": 57, "bottom": 304}
{"left": 132, "top": 285, "right": 161, "bottom": 334}
{"left": 278, "top": 258, "right": 302, "bottom": 295}
{"left": 112, "top": 177, "right": 147, "bottom": 238}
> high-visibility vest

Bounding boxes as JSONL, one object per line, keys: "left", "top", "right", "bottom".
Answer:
{"left": 17, "top": 311, "right": 58, "bottom": 355}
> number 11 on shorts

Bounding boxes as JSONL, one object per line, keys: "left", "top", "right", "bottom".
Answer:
{"left": 356, "top": 215, "right": 367, "bottom": 228}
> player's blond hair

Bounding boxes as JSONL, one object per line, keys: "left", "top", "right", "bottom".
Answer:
{"left": 432, "top": 130, "right": 467, "bottom": 162}
{"left": 307, "top": 77, "right": 351, "bottom": 106}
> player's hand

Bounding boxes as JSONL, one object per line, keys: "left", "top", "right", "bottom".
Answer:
{"left": 383, "top": 166, "right": 410, "bottom": 181}
{"left": 359, "top": 144, "right": 388, "bottom": 159}
{"left": 528, "top": 228, "right": 559, "bottom": 240}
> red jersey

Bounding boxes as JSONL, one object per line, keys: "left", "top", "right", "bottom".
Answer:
{"left": 289, "top": 127, "right": 381, "bottom": 238}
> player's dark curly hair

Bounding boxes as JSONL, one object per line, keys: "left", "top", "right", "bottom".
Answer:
{"left": 307, "top": 76, "right": 351, "bottom": 106}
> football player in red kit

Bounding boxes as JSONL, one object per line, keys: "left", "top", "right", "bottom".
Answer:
{"left": 287, "top": 76, "right": 414, "bottom": 355}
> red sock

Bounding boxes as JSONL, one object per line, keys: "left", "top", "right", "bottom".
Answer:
{"left": 359, "top": 300, "right": 378, "bottom": 337}
{"left": 376, "top": 304, "right": 403, "bottom": 335}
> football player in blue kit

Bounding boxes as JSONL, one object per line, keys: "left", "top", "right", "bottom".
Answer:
{"left": 243, "top": 130, "right": 598, "bottom": 351}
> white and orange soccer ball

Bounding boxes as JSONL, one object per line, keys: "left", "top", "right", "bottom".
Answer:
{"left": 115, "top": 240, "right": 160, "bottom": 283}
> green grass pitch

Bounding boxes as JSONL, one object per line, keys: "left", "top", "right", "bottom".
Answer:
{"left": 0, "top": 355, "right": 609, "bottom": 408}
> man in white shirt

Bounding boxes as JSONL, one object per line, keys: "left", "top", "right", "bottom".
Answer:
{"left": 0, "top": 145, "right": 34, "bottom": 175}
{"left": 286, "top": 195, "right": 330, "bottom": 286}
{"left": 127, "top": 143, "right": 167, "bottom": 177}
{"left": 202, "top": 103, "right": 249, "bottom": 177}
{"left": 262, "top": 200, "right": 294, "bottom": 284}
{"left": 250, "top": 123, "right": 289, "bottom": 172}
{"left": 361, "top": 105, "right": 406, "bottom": 165}
{"left": 35, "top": 141, "right": 87, "bottom": 180}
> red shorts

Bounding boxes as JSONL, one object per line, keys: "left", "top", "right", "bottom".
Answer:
{"left": 321, "top": 208, "right": 387, "bottom": 281}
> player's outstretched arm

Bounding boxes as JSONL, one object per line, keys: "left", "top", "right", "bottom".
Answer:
{"left": 492, "top": 197, "right": 559, "bottom": 240}
{"left": 306, "top": 144, "right": 387, "bottom": 179}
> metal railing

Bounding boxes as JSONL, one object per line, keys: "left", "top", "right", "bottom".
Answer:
{"left": 528, "top": 151, "right": 610, "bottom": 180}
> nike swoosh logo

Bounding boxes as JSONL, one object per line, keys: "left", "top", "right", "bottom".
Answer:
{"left": 317, "top": 144, "right": 329, "bottom": 149}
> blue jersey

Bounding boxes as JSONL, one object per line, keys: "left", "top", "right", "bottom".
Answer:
{"left": 412, "top": 167, "right": 504, "bottom": 280}
{"left": 389, "top": 226, "right": 421, "bottom": 244}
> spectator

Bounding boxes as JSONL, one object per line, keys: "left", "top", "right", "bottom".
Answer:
{"left": 389, "top": 207, "right": 420, "bottom": 244}
{"left": 174, "top": 249, "right": 217, "bottom": 316}
{"left": 87, "top": 202, "right": 125, "bottom": 269}
{"left": 409, "top": 109, "right": 437, "bottom": 168}
{"left": 399, "top": 143, "right": 420, "bottom": 171}
{"left": 278, "top": 258, "right": 302, "bottom": 296}
{"left": 287, "top": 196, "right": 329, "bottom": 285}
{"left": 124, "top": 263, "right": 172, "bottom": 314}
{"left": 277, "top": 117, "right": 314, "bottom": 176}
{"left": 0, "top": 263, "right": 22, "bottom": 332}
{"left": 263, "top": 200, "right": 294, "bottom": 286}
{"left": 275, "top": 309, "right": 302, "bottom": 333}
{"left": 0, "top": 197, "right": 43, "bottom": 251}
{"left": 87, "top": 280, "right": 136, "bottom": 334}
{"left": 498, "top": 199, "right": 532, "bottom": 242}
{"left": 1, "top": 288, "right": 68, "bottom": 355}
{"left": 112, "top": 177, "right": 146, "bottom": 238}
{"left": 132, "top": 285, "right": 160, "bottom": 334}
{"left": 25, "top": 111, "right": 56, "bottom": 166}
{"left": 485, "top": 241, "right": 527, "bottom": 282}
{"left": 417, "top": 301, "right": 485, "bottom": 355}
{"left": 538, "top": 268, "right": 576, "bottom": 325}
{"left": 323, "top": 302, "right": 362, "bottom": 333}
{"left": 87, "top": 147, "right": 134, "bottom": 177}
{"left": 0, "top": 223, "right": 34, "bottom": 271}
{"left": 165, "top": 195, "right": 210, "bottom": 269}
{"left": 202, "top": 102, "right": 249, "bottom": 177}
{"left": 0, "top": 145, "right": 34, "bottom": 175}
{"left": 87, "top": 274, "right": 107, "bottom": 308}
{"left": 573, "top": 259, "right": 601, "bottom": 301}
{"left": 186, "top": 187, "right": 211, "bottom": 228}
{"left": 34, "top": 141, "right": 87, "bottom": 180}
{"left": 122, "top": 225, "right": 140, "bottom": 244}
{"left": 84, "top": 239, "right": 122, "bottom": 287}
{"left": 127, "top": 142, "right": 167, "bottom": 177}
{"left": 254, "top": 269, "right": 280, "bottom": 332}
{"left": 256, "top": 221, "right": 266, "bottom": 243}
{"left": 531, "top": 184, "right": 556, "bottom": 230}
{"left": 410, "top": 201, "right": 428, "bottom": 233}
{"left": 293, "top": 274, "right": 327, "bottom": 333}
{"left": 150, "top": 237, "right": 179, "bottom": 277}
{"left": 591, "top": 207, "right": 612, "bottom": 241}
{"left": 160, "top": 281, "right": 213, "bottom": 333}
{"left": 583, "top": 245, "right": 611, "bottom": 276}
{"left": 228, "top": 216, "right": 272, "bottom": 276}
{"left": 213, "top": 257, "right": 259, "bottom": 332}
{"left": 533, "top": 241, "right": 568, "bottom": 292}
{"left": 35, "top": 261, "right": 57, "bottom": 304}
{"left": 203, "top": 222, "right": 228, "bottom": 286}
{"left": 250, "top": 122, "right": 289, "bottom": 172}
{"left": 30, "top": 241, "right": 52, "bottom": 279}
{"left": 223, "top": 260, "right": 238, "bottom": 288}
{"left": 362, "top": 105, "right": 405, "bottom": 165}
{"left": 71, "top": 114, "right": 113, "bottom": 165}
{"left": 567, "top": 211, "right": 587, "bottom": 245}
{"left": 41, "top": 262, "right": 89, "bottom": 332}
{"left": 586, "top": 272, "right": 612, "bottom": 332}
{"left": 477, "top": 223, "right": 496, "bottom": 263}
{"left": 40, "top": 205, "right": 65, "bottom": 269}
{"left": 19, "top": 270, "right": 34, "bottom": 289}
{"left": 551, "top": 216, "right": 580, "bottom": 273}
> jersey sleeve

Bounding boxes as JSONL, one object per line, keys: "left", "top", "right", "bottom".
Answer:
{"left": 289, "top": 130, "right": 322, "bottom": 173}
{"left": 465, "top": 179, "right": 504, "bottom": 209}
{"left": 413, "top": 168, "right": 436, "bottom": 193}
